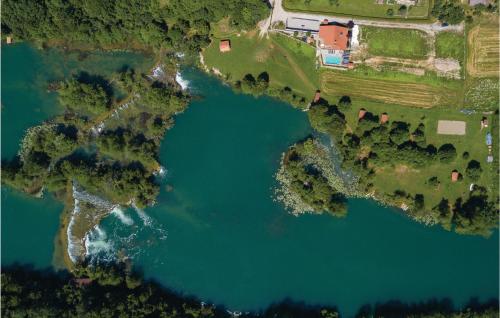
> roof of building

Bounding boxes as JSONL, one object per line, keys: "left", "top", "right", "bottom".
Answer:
{"left": 469, "top": 0, "right": 489, "bottom": 6}
{"left": 319, "top": 24, "right": 349, "bottom": 50}
{"left": 219, "top": 40, "right": 231, "bottom": 52}
{"left": 451, "top": 170, "right": 459, "bottom": 182}
{"left": 75, "top": 278, "right": 92, "bottom": 286}
{"left": 286, "top": 17, "right": 320, "bottom": 32}
{"left": 486, "top": 132, "right": 492, "bottom": 145}
{"left": 380, "top": 113, "right": 389, "bottom": 124}
{"left": 358, "top": 109, "right": 367, "bottom": 119}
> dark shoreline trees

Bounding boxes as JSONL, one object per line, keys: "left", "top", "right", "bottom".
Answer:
{"left": 2, "top": 0, "right": 268, "bottom": 53}
{"left": 2, "top": 264, "right": 498, "bottom": 318}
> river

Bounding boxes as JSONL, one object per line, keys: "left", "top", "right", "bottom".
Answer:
{"left": 1, "top": 44, "right": 498, "bottom": 317}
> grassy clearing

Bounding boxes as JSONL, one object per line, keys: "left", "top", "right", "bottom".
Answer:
{"left": 320, "top": 66, "right": 464, "bottom": 108}
{"left": 466, "top": 15, "right": 499, "bottom": 78}
{"left": 283, "top": 0, "right": 430, "bottom": 19}
{"left": 340, "top": 102, "right": 496, "bottom": 216}
{"left": 203, "top": 31, "right": 319, "bottom": 97}
{"left": 435, "top": 31, "right": 465, "bottom": 62}
{"left": 361, "top": 26, "right": 430, "bottom": 59}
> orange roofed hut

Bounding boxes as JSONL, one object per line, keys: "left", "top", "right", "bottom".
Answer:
{"left": 358, "top": 108, "right": 367, "bottom": 119}
{"left": 219, "top": 40, "right": 231, "bottom": 53}
{"left": 313, "top": 90, "right": 321, "bottom": 103}
{"left": 380, "top": 113, "right": 389, "bottom": 124}
{"left": 451, "top": 170, "right": 459, "bottom": 182}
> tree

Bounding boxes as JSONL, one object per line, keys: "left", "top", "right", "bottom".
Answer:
{"left": 398, "top": 5, "right": 407, "bottom": 15}
{"left": 58, "top": 78, "right": 110, "bottom": 114}
{"left": 427, "top": 176, "right": 439, "bottom": 187}
{"left": 308, "top": 104, "right": 346, "bottom": 141}
{"left": 338, "top": 96, "right": 351, "bottom": 111}
{"left": 465, "top": 160, "right": 482, "bottom": 181}
{"left": 386, "top": 8, "right": 394, "bottom": 16}
{"left": 462, "top": 151, "right": 470, "bottom": 159}
{"left": 389, "top": 122, "right": 410, "bottom": 145}
{"left": 431, "top": 0, "right": 465, "bottom": 24}
{"left": 414, "top": 194, "right": 425, "bottom": 211}
{"left": 437, "top": 143, "right": 457, "bottom": 163}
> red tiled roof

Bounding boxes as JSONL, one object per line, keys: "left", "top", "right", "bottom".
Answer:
{"left": 380, "top": 113, "right": 389, "bottom": 124}
{"left": 319, "top": 25, "right": 349, "bottom": 50}
{"left": 451, "top": 171, "right": 459, "bottom": 182}
{"left": 219, "top": 40, "right": 231, "bottom": 52}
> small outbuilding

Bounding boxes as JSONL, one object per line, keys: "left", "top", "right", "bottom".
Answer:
{"left": 451, "top": 170, "right": 459, "bottom": 182}
{"left": 313, "top": 90, "right": 321, "bottom": 103}
{"left": 469, "top": 0, "right": 490, "bottom": 6}
{"left": 380, "top": 113, "right": 389, "bottom": 124}
{"left": 75, "top": 278, "right": 92, "bottom": 287}
{"left": 358, "top": 108, "right": 367, "bottom": 119}
{"left": 219, "top": 40, "right": 231, "bottom": 53}
{"left": 6, "top": 36, "right": 12, "bottom": 44}
{"left": 481, "top": 117, "right": 488, "bottom": 130}
{"left": 486, "top": 132, "right": 492, "bottom": 146}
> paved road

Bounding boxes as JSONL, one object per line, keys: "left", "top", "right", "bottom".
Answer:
{"left": 265, "top": 0, "right": 464, "bottom": 35}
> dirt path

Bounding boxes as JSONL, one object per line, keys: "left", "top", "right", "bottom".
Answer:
{"left": 273, "top": 37, "right": 317, "bottom": 92}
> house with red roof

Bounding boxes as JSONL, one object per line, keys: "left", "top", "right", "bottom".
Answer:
{"left": 318, "top": 24, "right": 349, "bottom": 51}
{"left": 317, "top": 23, "right": 352, "bottom": 68}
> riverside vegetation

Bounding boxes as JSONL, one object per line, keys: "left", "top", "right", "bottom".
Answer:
{"left": 1, "top": 0, "right": 269, "bottom": 266}
{"left": 2, "top": 264, "right": 498, "bottom": 318}
{"left": 1, "top": 0, "right": 499, "bottom": 315}
{"left": 281, "top": 97, "right": 498, "bottom": 236}
{"left": 223, "top": 68, "right": 498, "bottom": 236}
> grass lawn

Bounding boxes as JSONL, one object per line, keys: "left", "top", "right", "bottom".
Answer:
{"left": 361, "top": 26, "right": 430, "bottom": 59}
{"left": 343, "top": 103, "right": 496, "bottom": 215}
{"left": 435, "top": 31, "right": 465, "bottom": 63}
{"left": 203, "top": 31, "right": 319, "bottom": 98}
{"left": 283, "top": 0, "right": 430, "bottom": 20}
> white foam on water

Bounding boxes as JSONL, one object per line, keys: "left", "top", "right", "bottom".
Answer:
{"left": 152, "top": 65, "right": 164, "bottom": 78}
{"left": 154, "top": 165, "right": 167, "bottom": 178}
{"left": 67, "top": 183, "right": 117, "bottom": 263}
{"left": 111, "top": 206, "right": 134, "bottom": 226}
{"left": 67, "top": 196, "right": 84, "bottom": 264}
{"left": 132, "top": 204, "right": 153, "bottom": 227}
{"left": 175, "top": 71, "right": 190, "bottom": 90}
{"left": 85, "top": 225, "right": 115, "bottom": 263}
{"left": 132, "top": 203, "right": 168, "bottom": 240}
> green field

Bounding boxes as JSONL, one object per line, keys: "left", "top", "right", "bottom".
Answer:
{"left": 361, "top": 26, "right": 430, "bottom": 59}
{"left": 283, "top": 0, "right": 430, "bottom": 20}
{"left": 203, "top": 31, "right": 319, "bottom": 98}
{"left": 435, "top": 31, "right": 465, "bottom": 62}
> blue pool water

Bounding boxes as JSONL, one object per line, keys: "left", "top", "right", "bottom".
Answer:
{"left": 324, "top": 54, "right": 342, "bottom": 65}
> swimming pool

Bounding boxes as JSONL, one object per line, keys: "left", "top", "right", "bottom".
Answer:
{"left": 323, "top": 54, "right": 342, "bottom": 65}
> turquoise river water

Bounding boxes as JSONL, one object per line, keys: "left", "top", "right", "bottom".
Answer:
{"left": 1, "top": 44, "right": 498, "bottom": 317}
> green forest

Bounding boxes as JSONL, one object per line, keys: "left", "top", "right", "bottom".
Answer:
{"left": 2, "top": 265, "right": 498, "bottom": 318}
{"left": 2, "top": 0, "right": 268, "bottom": 52}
